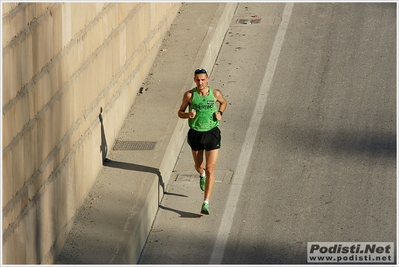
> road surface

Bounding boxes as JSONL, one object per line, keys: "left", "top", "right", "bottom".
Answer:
{"left": 139, "top": 3, "right": 396, "bottom": 264}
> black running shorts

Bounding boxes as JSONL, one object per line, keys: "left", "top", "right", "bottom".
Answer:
{"left": 187, "top": 127, "right": 221, "bottom": 151}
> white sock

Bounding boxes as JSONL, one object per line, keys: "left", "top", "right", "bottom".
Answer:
{"left": 204, "top": 199, "right": 209, "bottom": 204}
{"left": 200, "top": 170, "right": 206, "bottom": 177}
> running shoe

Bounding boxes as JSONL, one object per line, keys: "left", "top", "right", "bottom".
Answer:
{"left": 200, "top": 175, "right": 206, "bottom": 191}
{"left": 201, "top": 202, "right": 210, "bottom": 215}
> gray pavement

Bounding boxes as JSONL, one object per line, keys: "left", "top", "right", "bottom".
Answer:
{"left": 55, "top": 3, "right": 237, "bottom": 264}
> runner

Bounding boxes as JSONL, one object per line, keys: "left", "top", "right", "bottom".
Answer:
{"left": 178, "top": 68, "right": 227, "bottom": 214}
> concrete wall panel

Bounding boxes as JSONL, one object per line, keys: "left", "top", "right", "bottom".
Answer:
{"left": 2, "top": 3, "right": 19, "bottom": 18}
{"left": 51, "top": 4, "right": 63, "bottom": 58}
{"left": 3, "top": 45, "right": 21, "bottom": 106}
{"left": 2, "top": 151, "right": 12, "bottom": 204}
{"left": 31, "top": 15, "right": 53, "bottom": 77}
{"left": 20, "top": 35, "right": 34, "bottom": 96}
{"left": 3, "top": 2, "right": 181, "bottom": 263}
{"left": 2, "top": 3, "right": 52, "bottom": 48}
{"left": 61, "top": 3, "right": 71, "bottom": 49}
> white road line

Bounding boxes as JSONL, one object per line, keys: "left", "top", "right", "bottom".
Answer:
{"left": 209, "top": 3, "right": 294, "bottom": 264}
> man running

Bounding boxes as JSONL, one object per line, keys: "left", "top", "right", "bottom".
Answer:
{"left": 178, "top": 68, "right": 227, "bottom": 214}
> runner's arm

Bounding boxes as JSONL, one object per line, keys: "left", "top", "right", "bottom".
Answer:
{"left": 178, "top": 91, "right": 195, "bottom": 119}
{"left": 214, "top": 89, "right": 227, "bottom": 120}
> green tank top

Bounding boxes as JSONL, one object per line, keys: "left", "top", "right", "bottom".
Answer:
{"left": 188, "top": 87, "right": 219, "bottom": 132}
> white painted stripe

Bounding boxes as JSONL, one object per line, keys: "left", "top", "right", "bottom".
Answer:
{"left": 209, "top": 3, "right": 294, "bottom": 264}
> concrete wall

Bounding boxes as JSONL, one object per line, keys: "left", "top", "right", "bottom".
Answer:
{"left": 2, "top": 2, "right": 181, "bottom": 264}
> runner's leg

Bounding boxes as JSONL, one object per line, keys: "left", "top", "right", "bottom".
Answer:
{"left": 204, "top": 148, "right": 219, "bottom": 200}
{"left": 192, "top": 150, "right": 205, "bottom": 174}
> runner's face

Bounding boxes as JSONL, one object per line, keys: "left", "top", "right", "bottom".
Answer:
{"left": 194, "top": 73, "right": 209, "bottom": 90}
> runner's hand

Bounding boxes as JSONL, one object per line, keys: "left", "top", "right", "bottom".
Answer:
{"left": 215, "top": 111, "right": 223, "bottom": 121}
{"left": 189, "top": 109, "right": 196, "bottom": 118}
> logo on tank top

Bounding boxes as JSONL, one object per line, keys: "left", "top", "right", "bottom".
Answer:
{"left": 193, "top": 103, "right": 214, "bottom": 110}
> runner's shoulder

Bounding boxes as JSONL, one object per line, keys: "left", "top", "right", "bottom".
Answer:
{"left": 212, "top": 88, "right": 223, "bottom": 97}
{"left": 183, "top": 90, "right": 194, "bottom": 101}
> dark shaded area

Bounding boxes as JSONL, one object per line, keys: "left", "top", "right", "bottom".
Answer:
{"left": 269, "top": 121, "right": 396, "bottom": 159}
{"left": 139, "top": 236, "right": 309, "bottom": 264}
{"left": 103, "top": 160, "right": 165, "bottom": 200}
{"left": 324, "top": 130, "right": 396, "bottom": 157}
{"left": 221, "top": 241, "right": 309, "bottom": 264}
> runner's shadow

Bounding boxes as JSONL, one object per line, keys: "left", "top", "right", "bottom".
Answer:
{"left": 159, "top": 205, "right": 202, "bottom": 218}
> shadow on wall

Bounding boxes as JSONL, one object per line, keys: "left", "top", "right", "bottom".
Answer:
{"left": 103, "top": 160, "right": 165, "bottom": 198}
{"left": 98, "top": 106, "right": 165, "bottom": 198}
{"left": 99, "top": 107, "right": 108, "bottom": 163}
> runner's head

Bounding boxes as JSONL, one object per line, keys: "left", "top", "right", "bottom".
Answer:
{"left": 194, "top": 68, "right": 209, "bottom": 89}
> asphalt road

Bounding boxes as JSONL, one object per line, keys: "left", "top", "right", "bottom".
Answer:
{"left": 139, "top": 3, "right": 396, "bottom": 264}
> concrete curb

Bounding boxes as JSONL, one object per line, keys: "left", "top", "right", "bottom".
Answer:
{"left": 109, "top": 3, "right": 238, "bottom": 263}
